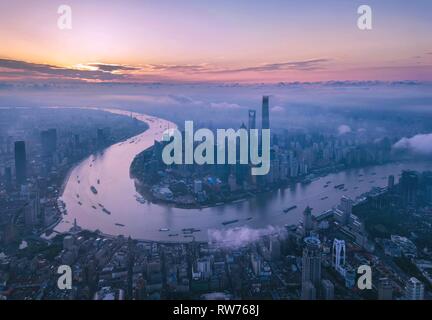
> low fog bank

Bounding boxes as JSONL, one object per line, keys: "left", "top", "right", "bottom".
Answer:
{"left": 1, "top": 82, "right": 432, "bottom": 138}
{"left": 393, "top": 133, "right": 432, "bottom": 155}
{"left": 208, "top": 225, "right": 286, "bottom": 249}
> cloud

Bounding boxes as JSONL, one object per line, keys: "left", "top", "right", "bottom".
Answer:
{"left": 271, "top": 105, "right": 284, "bottom": 113}
{"left": 338, "top": 124, "right": 352, "bottom": 135}
{"left": 0, "top": 59, "right": 124, "bottom": 81}
{"left": 147, "top": 63, "right": 211, "bottom": 73}
{"left": 393, "top": 133, "right": 432, "bottom": 155}
{"left": 208, "top": 226, "right": 284, "bottom": 248}
{"left": 210, "top": 102, "right": 243, "bottom": 109}
{"left": 145, "top": 59, "right": 329, "bottom": 75}
{"left": 86, "top": 63, "right": 140, "bottom": 72}
{"left": 210, "top": 59, "right": 330, "bottom": 74}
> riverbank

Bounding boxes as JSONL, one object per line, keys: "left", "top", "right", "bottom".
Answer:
{"left": 129, "top": 143, "right": 399, "bottom": 210}
{"left": 51, "top": 107, "right": 149, "bottom": 235}
{"left": 56, "top": 107, "right": 431, "bottom": 242}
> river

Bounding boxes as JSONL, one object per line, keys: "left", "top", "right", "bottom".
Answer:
{"left": 54, "top": 108, "right": 432, "bottom": 242}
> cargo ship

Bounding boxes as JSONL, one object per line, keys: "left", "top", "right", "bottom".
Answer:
{"left": 222, "top": 219, "right": 238, "bottom": 226}
{"left": 182, "top": 228, "right": 200, "bottom": 233}
{"left": 283, "top": 205, "right": 297, "bottom": 213}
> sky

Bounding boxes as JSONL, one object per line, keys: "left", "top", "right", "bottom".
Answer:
{"left": 0, "top": 0, "right": 431, "bottom": 83}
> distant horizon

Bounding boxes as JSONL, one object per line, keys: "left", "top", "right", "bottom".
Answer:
{"left": 1, "top": 71, "right": 431, "bottom": 86}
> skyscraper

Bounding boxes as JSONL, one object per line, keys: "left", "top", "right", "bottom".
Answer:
{"left": 425, "top": 172, "right": 432, "bottom": 205}
{"left": 269, "top": 236, "right": 281, "bottom": 261}
{"left": 261, "top": 96, "right": 269, "bottom": 130}
{"left": 339, "top": 196, "right": 354, "bottom": 225}
{"left": 14, "top": 141, "right": 27, "bottom": 185}
{"left": 303, "top": 206, "right": 313, "bottom": 236}
{"left": 301, "top": 281, "right": 316, "bottom": 300}
{"left": 24, "top": 194, "right": 40, "bottom": 227}
{"left": 302, "top": 236, "right": 321, "bottom": 285}
{"left": 405, "top": 277, "right": 424, "bottom": 300}
{"left": 332, "top": 239, "right": 346, "bottom": 275}
{"left": 387, "top": 175, "right": 395, "bottom": 189}
{"left": 378, "top": 277, "right": 393, "bottom": 300}
{"left": 41, "top": 128, "right": 57, "bottom": 156}
{"left": 301, "top": 236, "right": 321, "bottom": 300}
{"left": 321, "top": 279, "right": 335, "bottom": 300}
{"left": 400, "top": 170, "right": 419, "bottom": 205}
{"left": 5, "top": 166, "right": 12, "bottom": 191}
{"left": 248, "top": 109, "right": 256, "bottom": 131}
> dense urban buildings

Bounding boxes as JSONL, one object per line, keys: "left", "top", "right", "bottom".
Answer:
{"left": 1, "top": 101, "right": 431, "bottom": 300}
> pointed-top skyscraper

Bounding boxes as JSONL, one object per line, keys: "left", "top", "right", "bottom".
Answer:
{"left": 262, "top": 96, "right": 270, "bottom": 130}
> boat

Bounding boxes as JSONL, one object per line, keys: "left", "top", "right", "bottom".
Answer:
{"left": 78, "top": 201, "right": 82, "bottom": 206}
{"left": 334, "top": 184, "right": 345, "bottom": 189}
{"left": 182, "top": 228, "right": 200, "bottom": 233}
{"left": 102, "top": 208, "right": 111, "bottom": 215}
{"left": 98, "top": 203, "right": 104, "bottom": 208}
{"left": 222, "top": 219, "right": 239, "bottom": 225}
{"left": 97, "top": 179, "right": 100, "bottom": 184}
{"left": 246, "top": 217, "right": 253, "bottom": 221}
{"left": 91, "top": 205, "right": 97, "bottom": 209}
{"left": 321, "top": 196, "right": 328, "bottom": 200}
{"left": 90, "top": 186, "right": 98, "bottom": 194}
{"left": 159, "top": 228, "right": 170, "bottom": 232}
{"left": 324, "top": 185, "right": 329, "bottom": 188}
{"left": 115, "top": 223, "right": 125, "bottom": 227}
{"left": 169, "top": 234, "right": 179, "bottom": 237}
{"left": 283, "top": 205, "right": 297, "bottom": 213}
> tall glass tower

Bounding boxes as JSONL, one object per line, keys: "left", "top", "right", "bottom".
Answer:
{"left": 261, "top": 96, "right": 270, "bottom": 130}
{"left": 14, "top": 140, "right": 27, "bottom": 185}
